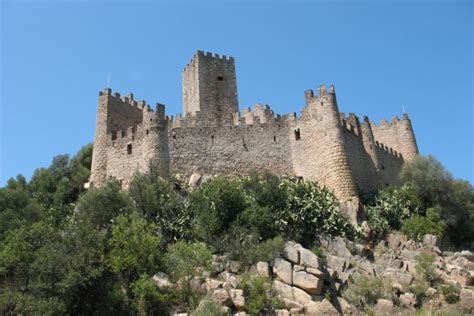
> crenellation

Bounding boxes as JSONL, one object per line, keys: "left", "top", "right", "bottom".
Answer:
{"left": 90, "top": 50, "right": 419, "bottom": 224}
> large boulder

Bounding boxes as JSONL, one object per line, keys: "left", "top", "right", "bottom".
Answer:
{"left": 212, "top": 288, "right": 233, "bottom": 306}
{"left": 291, "top": 286, "right": 312, "bottom": 305}
{"left": 375, "top": 299, "right": 396, "bottom": 315}
{"left": 283, "top": 242, "right": 300, "bottom": 264}
{"left": 255, "top": 261, "right": 271, "bottom": 278}
{"left": 304, "top": 299, "right": 339, "bottom": 315}
{"left": 399, "top": 292, "right": 416, "bottom": 309}
{"left": 152, "top": 272, "right": 173, "bottom": 288}
{"left": 326, "top": 255, "right": 346, "bottom": 273}
{"left": 298, "top": 247, "right": 321, "bottom": 269}
{"left": 230, "top": 289, "right": 245, "bottom": 310}
{"left": 188, "top": 173, "right": 202, "bottom": 188}
{"left": 272, "top": 280, "right": 294, "bottom": 301}
{"left": 273, "top": 258, "right": 293, "bottom": 285}
{"left": 274, "top": 310, "right": 290, "bottom": 316}
{"left": 292, "top": 270, "right": 324, "bottom": 295}
{"left": 459, "top": 288, "right": 474, "bottom": 313}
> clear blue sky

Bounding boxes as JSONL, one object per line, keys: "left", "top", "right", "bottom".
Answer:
{"left": 1, "top": 0, "right": 473, "bottom": 185}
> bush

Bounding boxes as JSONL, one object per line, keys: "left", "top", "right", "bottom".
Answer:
{"left": 415, "top": 252, "right": 437, "bottom": 283}
{"left": 76, "top": 180, "right": 133, "bottom": 230}
{"left": 365, "top": 184, "right": 421, "bottom": 235}
{"left": 401, "top": 155, "right": 474, "bottom": 247}
{"left": 230, "top": 235, "right": 285, "bottom": 266}
{"left": 128, "top": 169, "right": 190, "bottom": 246}
{"left": 343, "top": 275, "right": 394, "bottom": 308}
{"left": 130, "top": 275, "right": 180, "bottom": 315}
{"left": 439, "top": 283, "right": 460, "bottom": 304}
{"left": 240, "top": 275, "right": 285, "bottom": 314}
{"left": 192, "top": 298, "right": 227, "bottom": 316}
{"left": 277, "top": 179, "right": 357, "bottom": 244}
{"left": 187, "top": 177, "right": 248, "bottom": 244}
{"left": 165, "top": 241, "right": 212, "bottom": 307}
{"left": 106, "top": 213, "right": 161, "bottom": 283}
{"left": 400, "top": 207, "right": 445, "bottom": 241}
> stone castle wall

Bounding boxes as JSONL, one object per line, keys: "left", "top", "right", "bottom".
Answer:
{"left": 89, "top": 51, "right": 419, "bottom": 223}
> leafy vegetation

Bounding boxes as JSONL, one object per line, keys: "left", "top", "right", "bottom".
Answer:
{"left": 1, "top": 145, "right": 471, "bottom": 314}
{"left": 343, "top": 275, "right": 394, "bottom": 309}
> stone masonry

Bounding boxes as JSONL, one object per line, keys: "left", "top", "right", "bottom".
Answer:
{"left": 89, "top": 50, "right": 419, "bottom": 223}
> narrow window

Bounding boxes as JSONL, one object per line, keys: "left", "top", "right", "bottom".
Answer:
{"left": 121, "top": 130, "right": 125, "bottom": 138}
{"left": 294, "top": 128, "right": 301, "bottom": 141}
{"left": 146, "top": 129, "right": 149, "bottom": 135}
{"left": 273, "top": 135, "right": 276, "bottom": 142}
{"left": 112, "top": 131, "right": 117, "bottom": 140}
{"left": 320, "top": 102, "right": 324, "bottom": 106}
{"left": 211, "top": 135, "right": 214, "bottom": 145}
{"left": 127, "top": 144, "right": 132, "bottom": 155}
{"left": 132, "top": 136, "right": 135, "bottom": 141}
{"left": 217, "top": 75, "right": 224, "bottom": 81}
{"left": 173, "top": 134, "right": 176, "bottom": 140}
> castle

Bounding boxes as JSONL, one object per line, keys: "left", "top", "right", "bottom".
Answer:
{"left": 89, "top": 50, "right": 419, "bottom": 223}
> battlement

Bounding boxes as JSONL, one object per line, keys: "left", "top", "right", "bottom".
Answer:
{"left": 91, "top": 51, "right": 419, "bottom": 224}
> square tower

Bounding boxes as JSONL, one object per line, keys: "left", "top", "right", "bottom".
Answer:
{"left": 182, "top": 50, "right": 239, "bottom": 125}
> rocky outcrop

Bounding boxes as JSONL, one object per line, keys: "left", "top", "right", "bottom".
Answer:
{"left": 157, "top": 233, "right": 474, "bottom": 315}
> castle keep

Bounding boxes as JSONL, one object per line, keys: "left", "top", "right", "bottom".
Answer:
{"left": 89, "top": 51, "right": 419, "bottom": 223}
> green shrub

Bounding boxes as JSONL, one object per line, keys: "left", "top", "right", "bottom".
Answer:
{"left": 277, "top": 179, "right": 357, "bottom": 244}
{"left": 409, "top": 278, "right": 430, "bottom": 300}
{"left": 239, "top": 275, "right": 285, "bottom": 314}
{"left": 343, "top": 275, "right": 394, "bottom": 308}
{"left": 401, "top": 155, "right": 474, "bottom": 247}
{"left": 165, "top": 241, "right": 212, "bottom": 307}
{"left": 187, "top": 177, "right": 248, "bottom": 244}
{"left": 130, "top": 275, "right": 180, "bottom": 315}
{"left": 193, "top": 298, "right": 227, "bottom": 316}
{"left": 400, "top": 207, "right": 445, "bottom": 241}
{"left": 365, "top": 184, "right": 421, "bottom": 236}
{"left": 128, "top": 168, "right": 190, "bottom": 246}
{"left": 240, "top": 236, "right": 285, "bottom": 266}
{"left": 439, "top": 283, "right": 460, "bottom": 304}
{"left": 415, "top": 252, "right": 437, "bottom": 283}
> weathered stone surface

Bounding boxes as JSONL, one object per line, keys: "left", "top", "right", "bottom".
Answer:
{"left": 400, "top": 249, "right": 417, "bottom": 261}
{"left": 306, "top": 267, "right": 325, "bottom": 278}
{"left": 326, "top": 255, "right": 346, "bottom": 273}
{"left": 283, "top": 242, "right": 300, "bottom": 264}
{"left": 289, "top": 307, "right": 304, "bottom": 315}
{"left": 298, "top": 247, "right": 321, "bottom": 270}
{"left": 205, "top": 278, "right": 223, "bottom": 291}
{"left": 188, "top": 173, "right": 202, "bottom": 188}
{"left": 230, "top": 289, "right": 245, "bottom": 310}
{"left": 274, "top": 309, "right": 290, "bottom": 316}
{"left": 337, "top": 297, "right": 358, "bottom": 315}
{"left": 423, "top": 234, "right": 438, "bottom": 247}
{"left": 211, "top": 261, "right": 224, "bottom": 274}
{"left": 450, "top": 268, "right": 473, "bottom": 286}
{"left": 226, "top": 261, "right": 241, "bottom": 273}
{"left": 293, "top": 264, "right": 305, "bottom": 272}
{"left": 152, "top": 272, "right": 173, "bottom": 288}
{"left": 292, "top": 270, "right": 324, "bottom": 295}
{"left": 256, "top": 261, "right": 270, "bottom": 277}
{"left": 212, "top": 289, "right": 232, "bottom": 306}
{"left": 273, "top": 280, "right": 294, "bottom": 301}
{"left": 400, "top": 292, "right": 416, "bottom": 308}
{"left": 459, "top": 288, "right": 474, "bottom": 313}
{"left": 387, "top": 233, "right": 403, "bottom": 251}
{"left": 304, "top": 299, "right": 339, "bottom": 315}
{"left": 292, "top": 286, "right": 312, "bottom": 305}
{"left": 426, "top": 287, "right": 437, "bottom": 297}
{"left": 274, "top": 258, "right": 293, "bottom": 285}
{"left": 375, "top": 299, "right": 395, "bottom": 315}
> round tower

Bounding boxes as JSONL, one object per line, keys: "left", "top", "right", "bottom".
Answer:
{"left": 142, "top": 103, "right": 170, "bottom": 177}
{"left": 397, "top": 113, "right": 419, "bottom": 161}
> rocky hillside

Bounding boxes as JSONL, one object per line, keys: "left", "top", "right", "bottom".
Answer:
{"left": 156, "top": 233, "right": 473, "bottom": 315}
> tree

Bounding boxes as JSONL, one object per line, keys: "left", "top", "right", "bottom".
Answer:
{"left": 400, "top": 155, "right": 474, "bottom": 247}
{"left": 187, "top": 177, "right": 248, "bottom": 244}
{"left": 76, "top": 180, "right": 133, "bottom": 230}
{"left": 128, "top": 169, "right": 190, "bottom": 246}
{"left": 165, "top": 241, "right": 212, "bottom": 307}
{"left": 106, "top": 213, "right": 161, "bottom": 298}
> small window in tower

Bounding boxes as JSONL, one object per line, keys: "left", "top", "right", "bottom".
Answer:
{"left": 127, "top": 144, "right": 132, "bottom": 155}
{"left": 294, "top": 128, "right": 301, "bottom": 141}
{"left": 321, "top": 102, "right": 324, "bottom": 106}
{"left": 274, "top": 135, "right": 276, "bottom": 142}
{"left": 121, "top": 130, "right": 126, "bottom": 138}
{"left": 146, "top": 129, "right": 149, "bottom": 135}
{"left": 217, "top": 75, "right": 224, "bottom": 81}
{"left": 112, "top": 131, "right": 117, "bottom": 140}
